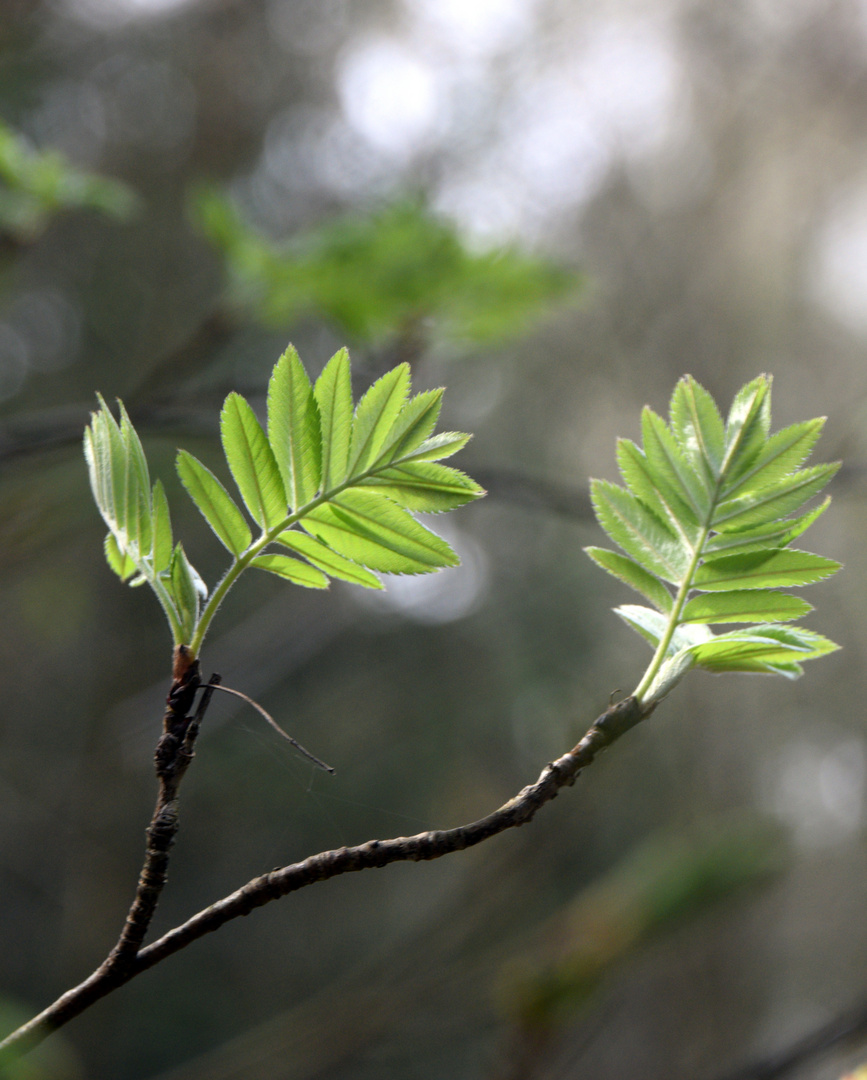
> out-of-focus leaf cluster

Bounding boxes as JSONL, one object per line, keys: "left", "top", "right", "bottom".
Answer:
{"left": 193, "top": 188, "right": 579, "bottom": 347}
{"left": 0, "top": 121, "right": 138, "bottom": 243}
{"left": 499, "top": 817, "right": 788, "bottom": 1032}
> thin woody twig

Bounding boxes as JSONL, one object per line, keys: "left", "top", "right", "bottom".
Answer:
{"left": 0, "top": 694, "right": 652, "bottom": 1063}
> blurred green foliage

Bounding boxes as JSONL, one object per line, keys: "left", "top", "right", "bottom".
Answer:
{"left": 500, "top": 816, "right": 788, "bottom": 1031}
{"left": 0, "top": 1000, "right": 81, "bottom": 1080}
{"left": 193, "top": 187, "right": 579, "bottom": 346}
{"left": 0, "top": 120, "right": 138, "bottom": 243}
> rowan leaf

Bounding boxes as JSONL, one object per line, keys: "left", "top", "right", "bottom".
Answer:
{"left": 694, "top": 548, "right": 840, "bottom": 591}
{"left": 586, "top": 373, "right": 841, "bottom": 704}
{"left": 250, "top": 553, "right": 329, "bottom": 589}
{"left": 86, "top": 346, "right": 482, "bottom": 650}
{"left": 177, "top": 450, "right": 252, "bottom": 556}
{"left": 276, "top": 530, "right": 382, "bottom": 589}
{"left": 584, "top": 547, "right": 673, "bottom": 612}
{"left": 349, "top": 362, "right": 410, "bottom": 476}
{"left": 267, "top": 343, "right": 321, "bottom": 510}
{"left": 314, "top": 347, "right": 353, "bottom": 490}
{"left": 303, "top": 490, "right": 459, "bottom": 574}
{"left": 221, "top": 392, "right": 287, "bottom": 530}
{"left": 590, "top": 480, "right": 690, "bottom": 584}
{"left": 359, "top": 461, "right": 485, "bottom": 512}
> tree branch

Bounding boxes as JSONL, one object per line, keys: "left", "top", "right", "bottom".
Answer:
{"left": 0, "top": 694, "right": 653, "bottom": 1063}
{"left": 708, "top": 994, "right": 867, "bottom": 1080}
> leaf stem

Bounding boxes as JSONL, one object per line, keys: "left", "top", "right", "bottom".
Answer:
{"left": 633, "top": 522, "right": 709, "bottom": 701}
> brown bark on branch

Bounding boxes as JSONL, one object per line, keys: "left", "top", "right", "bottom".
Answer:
{"left": 0, "top": 694, "right": 652, "bottom": 1064}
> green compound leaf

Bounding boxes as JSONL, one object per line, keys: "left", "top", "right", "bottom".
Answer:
{"left": 586, "top": 373, "right": 840, "bottom": 704}
{"left": 221, "top": 392, "right": 287, "bottom": 531}
{"left": 177, "top": 450, "right": 252, "bottom": 556}
{"left": 85, "top": 397, "right": 200, "bottom": 644}
{"left": 87, "top": 345, "right": 482, "bottom": 654}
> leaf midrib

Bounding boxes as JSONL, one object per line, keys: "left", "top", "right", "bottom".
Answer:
{"left": 633, "top": 454, "right": 729, "bottom": 700}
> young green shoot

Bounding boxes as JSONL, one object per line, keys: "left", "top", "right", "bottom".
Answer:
{"left": 586, "top": 374, "right": 840, "bottom": 706}
{"left": 85, "top": 345, "right": 485, "bottom": 658}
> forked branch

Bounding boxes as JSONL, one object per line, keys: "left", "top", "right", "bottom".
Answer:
{"left": 0, "top": 694, "right": 653, "bottom": 1062}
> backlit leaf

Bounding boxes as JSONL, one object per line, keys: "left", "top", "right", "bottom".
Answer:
{"left": 713, "top": 462, "right": 838, "bottom": 531}
{"left": 267, "top": 344, "right": 321, "bottom": 510}
{"left": 151, "top": 479, "right": 173, "bottom": 574}
{"left": 315, "top": 347, "right": 353, "bottom": 490}
{"left": 587, "top": 373, "right": 840, "bottom": 700}
{"left": 250, "top": 553, "right": 329, "bottom": 589}
{"left": 177, "top": 450, "right": 253, "bottom": 556}
{"left": 396, "top": 431, "right": 471, "bottom": 464}
{"left": 349, "top": 363, "right": 410, "bottom": 475}
{"left": 584, "top": 547, "right": 673, "bottom": 612}
{"left": 276, "top": 530, "right": 382, "bottom": 589}
{"left": 221, "top": 392, "right": 287, "bottom": 530}
{"left": 641, "top": 407, "right": 708, "bottom": 518}
{"left": 590, "top": 480, "right": 690, "bottom": 584}
{"left": 104, "top": 532, "right": 137, "bottom": 582}
{"left": 376, "top": 388, "right": 444, "bottom": 465}
{"left": 360, "top": 461, "right": 484, "bottom": 512}
{"left": 303, "top": 489, "right": 459, "bottom": 574}
{"left": 694, "top": 548, "right": 840, "bottom": 591}
{"left": 720, "top": 375, "right": 770, "bottom": 478}
{"left": 669, "top": 375, "right": 725, "bottom": 484}
{"left": 681, "top": 590, "right": 812, "bottom": 624}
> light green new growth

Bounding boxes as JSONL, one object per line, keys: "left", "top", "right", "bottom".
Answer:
{"left": 85, "top": 346, "right": 485, "bottom": 655}
{"left": 585, "top": 374, "right": 841, "bottom": 705}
